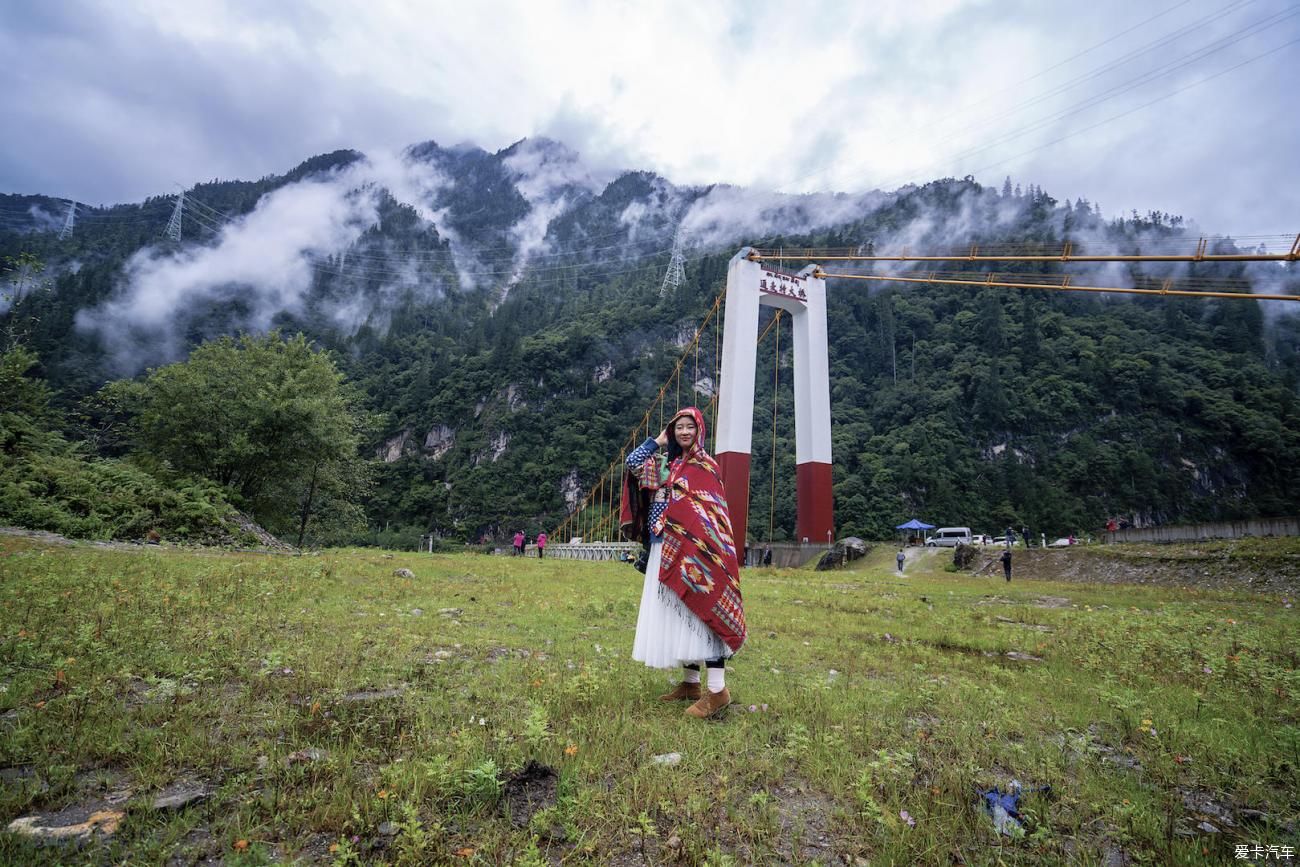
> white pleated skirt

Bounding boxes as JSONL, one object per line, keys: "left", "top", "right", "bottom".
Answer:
{"left": 632, "top": 538, "right": 731, "bottom": 669}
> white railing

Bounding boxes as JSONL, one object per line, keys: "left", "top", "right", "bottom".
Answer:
{"left": 538, "top": 542, "right": 640, "bottom": 561}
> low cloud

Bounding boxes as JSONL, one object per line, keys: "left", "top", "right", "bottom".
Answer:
{"left": 76, "top": 150, "right": 457, "bottom": 371}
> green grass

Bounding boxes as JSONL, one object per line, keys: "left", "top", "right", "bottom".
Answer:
{"left": 1, "top": 538, "right": 1297, "bottom": 864}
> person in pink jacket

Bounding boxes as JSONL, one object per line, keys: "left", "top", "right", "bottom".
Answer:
{"left": 513, "top": 531, "right": 525, "bottom": 556}
{"left": 536, "top": 532, "right": 548, "bottom": 559}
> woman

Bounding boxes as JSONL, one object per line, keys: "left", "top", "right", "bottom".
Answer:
{"left": 620, "top": 407, "right": 746, "bottom": 719}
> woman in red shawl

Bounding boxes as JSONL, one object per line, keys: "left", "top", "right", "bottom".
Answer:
{"left": 621, "top": 407, "right": 745, "bottom": 718}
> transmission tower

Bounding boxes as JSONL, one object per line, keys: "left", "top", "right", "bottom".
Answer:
{"left": 58, "top": 200, "right": 77, "bottom": 240}
{"left": 164, "top": 191, "right": 185, "bottom": 241}
{"left": 660, "top": 224, "right": 686, "bottom": 297}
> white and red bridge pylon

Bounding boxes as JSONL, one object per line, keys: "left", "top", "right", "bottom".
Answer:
{"left": 715, "top": 248, "right": 833, "bottom": 555}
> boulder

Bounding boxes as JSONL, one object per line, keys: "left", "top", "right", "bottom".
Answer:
{"left": 815, "top": 537, "right": 871, "bottom": 571}
{"left": 953, "top": 544, "right": 978, "bottom": 569}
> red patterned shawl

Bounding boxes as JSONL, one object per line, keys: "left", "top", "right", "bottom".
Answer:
{"left": 620, "top": 407, "right": 746, "bottom": 652}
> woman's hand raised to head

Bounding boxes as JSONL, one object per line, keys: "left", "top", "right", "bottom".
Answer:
{"left": 654, "top": 430, "right": 669, "bottom": 448}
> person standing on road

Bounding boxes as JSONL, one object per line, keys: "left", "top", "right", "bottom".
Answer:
{"left": 897, "top": 549, "right": 906, "bottom": 573}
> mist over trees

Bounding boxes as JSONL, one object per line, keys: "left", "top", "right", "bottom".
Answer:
{"left": 2, "top": 142, "right": 1299, "bottom": 546}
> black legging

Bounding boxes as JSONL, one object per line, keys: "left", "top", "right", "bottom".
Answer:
{"left": 684, "top": 659, "right": 726, "bottom": 670}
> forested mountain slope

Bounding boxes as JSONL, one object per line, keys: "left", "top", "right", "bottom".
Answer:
{"left": 3, "top": 138, "right": 1298, "bottom": 544}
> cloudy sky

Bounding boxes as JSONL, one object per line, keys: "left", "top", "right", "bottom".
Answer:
{"left": 3, "top": 0, "right": 1297, "bottom": 238}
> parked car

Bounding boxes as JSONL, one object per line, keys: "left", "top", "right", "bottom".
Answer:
{"left": 972, "top": 534, "right": 993, "bottom": 546}
{"left": 925, "top": 527, "right": 973, "bottom": 547}
{"left": 991, "top": 536, "right": 1022, "bottom": 547}
{"left": 1048, "top": 537, "right": 1075, "bottom": 548}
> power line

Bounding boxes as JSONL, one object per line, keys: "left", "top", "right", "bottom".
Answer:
{"left": 179, "top": 201, "right": 688, "bottom": 281}
{"left": 846, "top": 8, "right": 1298, "bottom": 195}
{"left": 176, "top": 203, "right": 717, "bottom": 290}
{"left": 780, "top": 0, "right": 1279, "bottom": 194}
{"left": 957, "top": 33, "right": 1300, "bottom": 182}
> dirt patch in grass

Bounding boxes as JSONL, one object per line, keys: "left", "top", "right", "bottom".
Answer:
{"left": 767, "top": 778, "right": 840, "bottom": 863}
{"left": 501, "top": 760, "right": 558, "bottom": 828}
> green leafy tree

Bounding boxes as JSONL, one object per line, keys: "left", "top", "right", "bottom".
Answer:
{"left": 1, "top": 343, "right": 237, "bottom": 541}
{"left": 128, "top": 332, "right": 375, "bottom": 544}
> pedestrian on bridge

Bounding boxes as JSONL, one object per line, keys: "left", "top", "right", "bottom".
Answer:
{"left": 620, "top": 407, "right": 746, "bottom": 719}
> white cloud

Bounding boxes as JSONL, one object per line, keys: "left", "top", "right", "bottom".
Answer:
{"left": 74, "top": 149, "right": 467, "bottom": 368}
{"left": 1, "top": 0, "right": 1296, "bottom": 236}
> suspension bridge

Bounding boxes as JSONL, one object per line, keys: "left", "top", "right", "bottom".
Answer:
{"left": 546, "top": 236, "right": 1300, "bottom": 561}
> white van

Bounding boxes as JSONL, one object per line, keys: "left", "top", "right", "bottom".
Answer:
{"left": 925, "top": 527, "right": 973, "bottom": 547}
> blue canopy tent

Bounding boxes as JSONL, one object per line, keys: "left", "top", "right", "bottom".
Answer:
{"left": 895, "top": 518, "right": 935, "bottom": 546}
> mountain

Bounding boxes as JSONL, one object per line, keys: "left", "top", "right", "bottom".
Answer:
{"left": 3, "top": 139, "right": 1299, "bottom": 545}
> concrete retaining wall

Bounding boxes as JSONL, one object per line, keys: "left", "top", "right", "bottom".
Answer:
{"left": 1107, "top": 516, "right": 1300, "bottom": 544}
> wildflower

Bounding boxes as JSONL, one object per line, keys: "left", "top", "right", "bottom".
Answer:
{"left": 478, "top": 717, "right": 486, "bottom": 726}
{"left": 377, "top": 789, "right": 390, "bottom": 799}
{"left": 234, "top": 839, "right": 249, "bottom": 851}
{"left": 530, "top": 678, "right": 543, "bottom": 688}
{"left": 309, "top": 701, "right": 321, "bottom": 716}
{"left": 351, "top": 835, "right": 359, "bottom": 844}
{"left": 1202, "top": 666, "right": 1213, "bottom": 674}
{"left": 749, "top": 705, "right": 758, "bottom": 713}
{"left": 329, "top": 843, "right": 339, "bottom": 853}
{"left": 33, "top": 700, "right": 45, "bottom": 709}
{"left": 455, "top": 847, "right": 476, "bottom": 857}
{"left": 900, "top": 810, "right": 916, "bottom": 827}
{"left": 565, "top": 744, "right": 578, "bottom": 757}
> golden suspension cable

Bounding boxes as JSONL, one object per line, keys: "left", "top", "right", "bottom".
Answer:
{"left": 822, "top": 271, "right": 1300, "bottom": 302}
{"left": 550, "top": 288, "right": 733, "bottom": 541}
{"left": 694, "top": 333, "right": 700, "bottom": 409}
{"left": 748, "top": 241, "right": 1300, "bottom": 264}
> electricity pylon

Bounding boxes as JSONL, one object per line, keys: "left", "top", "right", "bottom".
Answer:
{"left": 58, "top": 201, "right": 77, "bottom": 240}
{"left": 164, "top": 192, "right": 185, "bottom": 241}
{"left": 659, "top": 224, "right": 686, "bottom": 297}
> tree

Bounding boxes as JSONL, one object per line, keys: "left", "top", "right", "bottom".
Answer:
{"left": 128, "top": 332, "right": 375, "bottom": 543}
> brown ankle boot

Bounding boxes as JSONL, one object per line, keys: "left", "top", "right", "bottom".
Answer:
{"left": 685, "top": 687, "right": 731, "bottom": 718}
{"left": 658, "top": 682, "right": 701, "bottom": 702}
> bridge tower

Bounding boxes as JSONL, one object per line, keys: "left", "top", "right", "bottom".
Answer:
{"left": 715, "top": 248, "right": 833, "bottom": 555}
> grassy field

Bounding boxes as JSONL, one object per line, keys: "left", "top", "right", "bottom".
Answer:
{"left": 1, "top": 537, "right": 1297, "bottom": 865}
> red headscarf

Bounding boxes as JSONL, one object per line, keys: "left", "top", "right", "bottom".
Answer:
{"left": 620, "top": 407, "right": 746, "bottom": 651}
